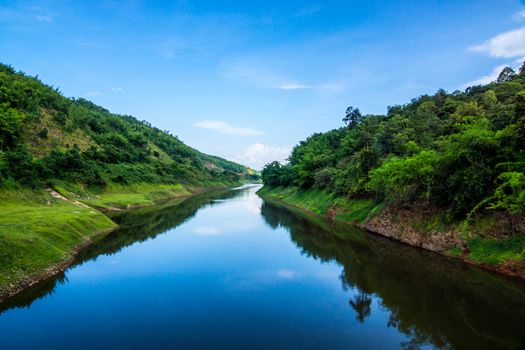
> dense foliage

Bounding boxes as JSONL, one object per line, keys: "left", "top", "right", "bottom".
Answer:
{"left": 0, "top": 64, "right": 256, "bottom": 188}
{"left": 262, "top": 65, "right": 525, "bottom": 218}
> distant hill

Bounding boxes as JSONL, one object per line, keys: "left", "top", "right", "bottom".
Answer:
{"left": 0, "top": 63, "right": 257, "bottom": 188}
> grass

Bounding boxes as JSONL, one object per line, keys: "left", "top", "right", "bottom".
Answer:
{"left": 23, "top": 111, "right": 94, "bottom": 158}
{"left": 259, "top": 185, "right": 525, "bottom": 270}
{"left": 411, "top": 211, "right": 453, "bottom": 234}
{"left": 334, "top": 198, "right": 382, "bottom": 223}
{"left": 257, "top": 186, "right": 380, "bottom": 223}
{"left": 467, "top": 236, "right": 525, "bottom": 265}
{"left": 56, "top": 183, "right": 193, "bottom": 210}
{"left": 257, "top": 186, "right": 334, "bottom": 214}
{"left": 0, "top": 188, "right": 116, "bottom": 291}
{"left": 0, "top": 181, "right": 239, "bottom": 296}
{"left": 447, "top": 246, "right": 463, "bottom": 257}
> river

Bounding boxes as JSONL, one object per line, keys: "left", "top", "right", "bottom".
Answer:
{"left": 1, "top": 185, "right": 524, "bottom": 349}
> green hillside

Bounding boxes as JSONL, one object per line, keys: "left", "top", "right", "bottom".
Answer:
{"left": 0, "top": 63, "right": 255, "bottom": 189}
{"left": 260, "top": 64, "right": 525, "bottom": 272}
{"left": 0, "top": 63, "right": 257, "bottom": 298}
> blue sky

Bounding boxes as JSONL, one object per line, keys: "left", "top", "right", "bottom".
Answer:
{"left": 2, "top": 0, "right": 525, "bottom": 169}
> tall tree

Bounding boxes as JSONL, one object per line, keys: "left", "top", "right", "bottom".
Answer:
{"left": 497, "top": 67, "right": 516, "bottom": 83}
{"left": 343, "top": 106, "right": 363, "bottom": 128}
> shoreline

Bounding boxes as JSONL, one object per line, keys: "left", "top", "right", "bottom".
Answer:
{"left": 0, "top": 184, "right": 237, "bottom": 304}
{"left": 257, "top": 187, "right": 525, "bottom": 280}
{"left": 0, "top": 226, "right": 114, "bottom": 304}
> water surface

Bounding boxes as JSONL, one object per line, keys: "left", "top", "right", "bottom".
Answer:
{"left": 1, "top": 185, "right": 525, "bottom": 349}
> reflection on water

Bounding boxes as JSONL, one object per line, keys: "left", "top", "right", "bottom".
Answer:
{"left": 261, "top": 200, "right": 525, "bottom": 350}
{"left": 0, "top": 185, "right": 524, "bottom": 350}
{"left": 0, "top": 188, "right": 240, "bottom": 313}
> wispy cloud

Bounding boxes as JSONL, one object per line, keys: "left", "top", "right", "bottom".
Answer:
{"left": 158, "top": 37, "right": 187, "bottom": 60}
{"left": 222, "top": 58, "right": 315, "bottom": 91}
{"left": 222, "top": 60, "right": 283, "bottom": 88}
{"left": 153, "top": 13, "right": 251, "bottom": 61}
{"left": 234, "top": 143, "right": 291, "bottom": 170}
{"left": 195, "top": 120, "right": 265, "bottom": 136}
{"left": 0, "top": 6, "right": 54, "bottom": 25}
{"left": 462, "top": 65, "right": 507, "bottom": 88}
{"left": 466, "top": 24, "right": 525, "bottom": 88}
{"left": 513, "top": 10, "right": 525, "bottom": 22}
{"left": 35, "top": 14, "right": 53, "bottom": 22}
{"left": 278, "top": 83, "right": 310, "bottom": 90}
{"left": 111, "top": 87, "right": 124, "bottom": 92}
{"left": 469, "top": 27, "right": 525, "bottom": 58}
{"left": 514, "top": 56, "right": 525, "bottom": 65}
{"left": 85, "top": 91, "right": 101, "bottom": 97}
{"left": 221, "top": 55, "right": 353, "bottom": 93}
{"left": 291, "top": 5, "right": 322, "bottom": 18}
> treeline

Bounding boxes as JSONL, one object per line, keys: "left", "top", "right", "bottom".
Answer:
{"left": 262, "top": 65, "right": 525, "bottom": 219}
{"left": 0, "top": 64, "right": 256, "bottom": 188}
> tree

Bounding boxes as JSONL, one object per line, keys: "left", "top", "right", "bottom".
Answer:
{"left": 497, "top": 67, "right": 516, "bottom": 83}
{"left": 488, "top": 172, "right": 525, "bottom": 214}
{"left": 0, "top": 64, "right": 254, "bottom": 188}
{"left": 0, "top": 103, "right": 25, "bottom": 150}
{"left": 343, "top": 106, "right": 363, "bottom": 128}
{"left": 261, "top": 161, "right": 285, "bottom": 186}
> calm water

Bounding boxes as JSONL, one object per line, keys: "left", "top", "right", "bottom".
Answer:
{"left": 1, "top": 185, "right": 525, "bottom": 349}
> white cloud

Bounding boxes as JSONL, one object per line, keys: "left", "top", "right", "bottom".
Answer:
{"left": 111, "top": 87, "right": 124, "bottom": 92}
{"left": 35, "top": 14, "right": 53, "bottom": 22}
{"left": 195, "top": 120, "right": 265, "bottom": 136}
{"left": 278, "top": 83, "right": 310, "bottom": 90}
{"left": 85, "top": 91, "right": 101, "bottom": 97}
{"left": 469, "top": 27, "right": 525, "bottom": 58}
{"left": 234, "top": 143, "right": 291, "bottom": 170}
{"left": 462, "top": 64, "right": 507, "bottom": 88}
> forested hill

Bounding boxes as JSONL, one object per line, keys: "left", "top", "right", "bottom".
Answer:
{"left": 262, "top": 65, "right": 525, "bottom": 220}
{"left": 0, "top": 64, "right": 257, "bottom": 188}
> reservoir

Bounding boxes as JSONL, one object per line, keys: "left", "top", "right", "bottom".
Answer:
{"left": 1, "top": 185, "right": 524, "bottom": 349}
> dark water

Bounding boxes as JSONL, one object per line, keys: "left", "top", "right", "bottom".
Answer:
{"left": 1, "top": 185, "right": 525, "bottom": 349}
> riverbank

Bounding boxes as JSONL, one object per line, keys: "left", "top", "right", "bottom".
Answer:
{"left": 52, "top": 181, "right": 237, "bottom": 211}
{"left": 257, "top": 186, "right": 525, "bottom": 279}
{"left": 0, "top": 182, "right": 237, "bottom": 302}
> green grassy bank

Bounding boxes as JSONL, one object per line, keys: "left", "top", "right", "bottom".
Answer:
{"left": 257, "top": 186, "right": 382, "bottom": 223}
{"left": 257, "top": 186, "right": 525, "bottom": 277}
{"left": 0, "top": 188, "right": 116, "bottom": 295}
{"left": 0, "top": 182, "right": 237, "bottom": 300}
{"left": 53, "top": 181, "right": 235, "bottom": 210}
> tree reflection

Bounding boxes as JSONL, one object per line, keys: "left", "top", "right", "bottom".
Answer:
{"left": 349, "top": 290, "right": 372, "bottom": 323}
{"left": 0, "top": 187, "right": 242, "bottom": 314}
{"left": 340, "top": 271, "right": 373, "bottom": 323}
{"left": 259, "top": 199, "right": 525, "bottom": 350}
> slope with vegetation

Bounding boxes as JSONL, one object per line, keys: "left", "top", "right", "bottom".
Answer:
{"left": 0, "top": 63, "right": 256, "bottom": 300}
{"left": 0, "top": 63, "right": 255, "bottom": 189}
{"left": 259, "top": 65, "right": 525, "bottom": 277}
